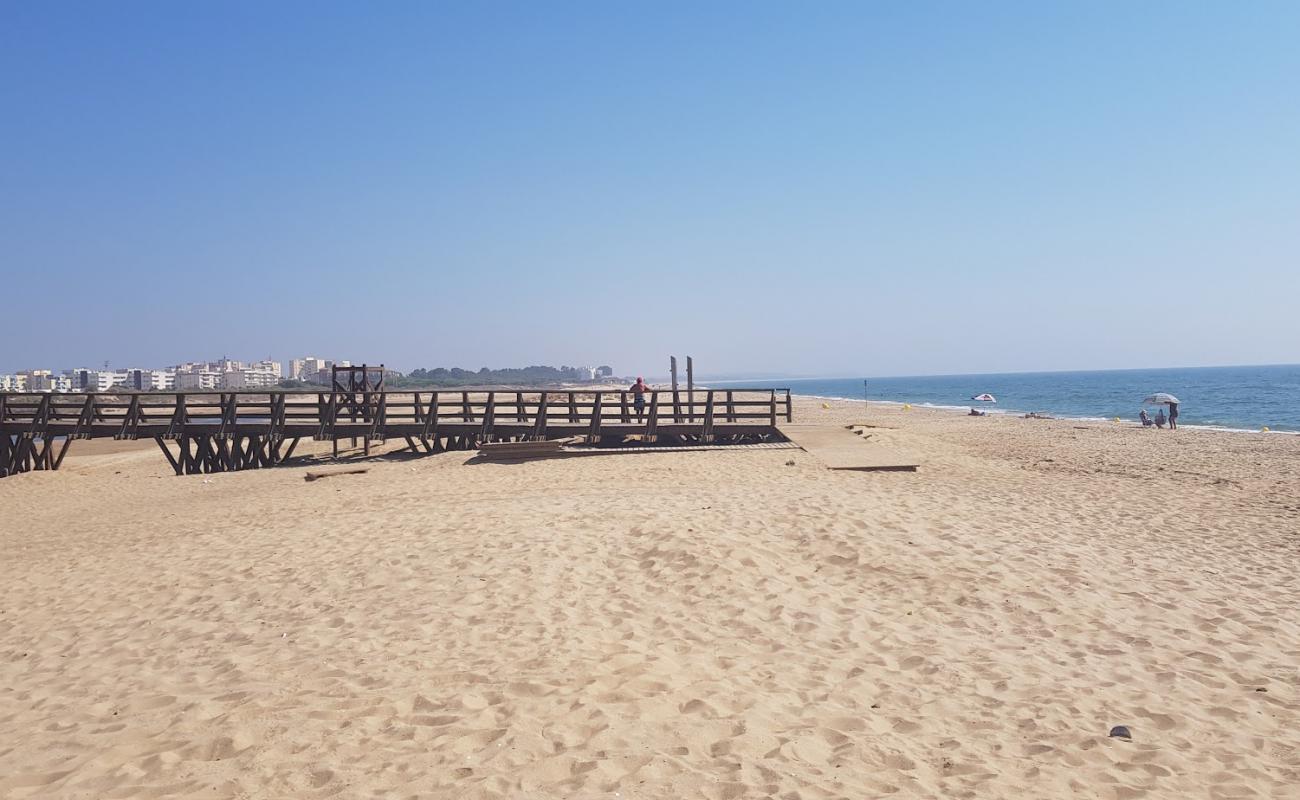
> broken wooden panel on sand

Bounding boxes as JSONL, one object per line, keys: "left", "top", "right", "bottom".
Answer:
{"left": 776, "top": 423, "right": 920, "bottom": 472}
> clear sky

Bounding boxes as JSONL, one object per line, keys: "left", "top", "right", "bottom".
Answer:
{"left": 3, "top": 2, "right": 1297, "bottom": 378}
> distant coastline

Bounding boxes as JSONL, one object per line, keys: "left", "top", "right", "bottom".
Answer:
{"left": 704, "top": 364, "right": 1300, "bottom": 433}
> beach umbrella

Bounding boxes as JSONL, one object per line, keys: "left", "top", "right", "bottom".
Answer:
{"left": 971, "top": 393, "right": 996, "bottom": 403}
{"left": 1142, "top": 392, "right": 1180, "bottom": 405}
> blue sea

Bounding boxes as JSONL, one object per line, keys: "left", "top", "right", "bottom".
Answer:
{"left": 711, "top": 365, "right": 1300, "bottom": 434}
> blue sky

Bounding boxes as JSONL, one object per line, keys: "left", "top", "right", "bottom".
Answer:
{"left": 3, "top": 2, "right": 1297, "bottom": 378}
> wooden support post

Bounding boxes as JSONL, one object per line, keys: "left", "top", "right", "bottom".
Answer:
{"left": 461, "top": 391, "right": 471, "bottom": 422}
{"left": 687, "top": 356, "right": 694, "bottom": 422}
{"left": 770, "top": 390, "right": 777, "bottom": 428}
{"left": 568, "top": 391, "right": 578, "bottom": 423}
{"left": 620, "top": 391, "right": 630, "bottom": 423}
{"left": 786, "top": 389, "right": 792, "bottom": 422}
{"left": 533, "top": 392, "right": 549, "bottom": 440}
{"left": 672, "top": 387, "right": 682, "bottom": 423}
{"left": 726, "top": 390, "right": 736, "bottom": 423}
{"left": 588, "top": 393, "right": 603, "bottom": 442}
{"left": 481, "top": 392, "right": 496, "bottom": 440}
{"left": 646, "top": 392, "right": 660, "bottom": 440}
{"left": 516, "top": 392, "right": 526, "bottom": 422}
{"left": 154, "top": 436, "right": 182, "bottom": 475}
{"left": 422, "top": 392, "right": 440, "bottom": 450}
{"left": 703, "top": 391, "right": 715, "bottom": 441}
{"left": 116, "top": 395, "right": 138, "bottom": 440}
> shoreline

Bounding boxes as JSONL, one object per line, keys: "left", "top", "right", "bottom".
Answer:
{"left": 790, "top": 393, "right": 1298, "bottom": 436}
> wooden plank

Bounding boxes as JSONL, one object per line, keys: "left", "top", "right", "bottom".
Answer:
{"left": 481, "top": 392, "right": 496, "bottom": 438}
{"left": 778, "top": 424, "right": 919, "bottom": 471}
{"left": 703, "top": 391, "right": 715, "bottom": 440}
{"left": 588, "top": 393, "right": 603, "bottom": 441}
{"left": 646, "top": 392, "right": 659, "bottom": 439}
{"left": 532, "top": 392, "right": 548, "bottom": 440}
{"left": 687, "top": 356, "right": 694, "bottom": 422}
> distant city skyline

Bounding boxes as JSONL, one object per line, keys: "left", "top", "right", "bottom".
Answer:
{"left": 3, "top": 3, "right": 1297, "bottom": 376}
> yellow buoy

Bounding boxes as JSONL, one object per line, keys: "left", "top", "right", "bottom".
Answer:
{"left": 1262, "top": 426, "right": 1270, "bottom": 432}
{"left": 1113, "top": 417, "right": 1120, "bottom": 423}
{"left": 821, "top": 402, "right": 830, "bottom": 409}
{"left": 903, "top": 403, "right": 912, "bottom": 410}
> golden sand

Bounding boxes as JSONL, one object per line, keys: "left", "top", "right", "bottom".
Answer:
{"left": 2, "top": 398, "right": 1297, "bottom": 798}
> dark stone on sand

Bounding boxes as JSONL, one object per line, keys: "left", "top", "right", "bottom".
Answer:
{"left": 1108, "top": 725, "right": 1132, "bottom": 741}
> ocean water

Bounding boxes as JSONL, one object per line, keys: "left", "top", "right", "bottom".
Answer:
{"left": 711, "top": 365, "right": 1300, "bottom": 433}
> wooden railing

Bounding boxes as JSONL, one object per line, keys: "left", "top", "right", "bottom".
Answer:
{"left": 0, "top": 388, "right": 793, "bottom": 477}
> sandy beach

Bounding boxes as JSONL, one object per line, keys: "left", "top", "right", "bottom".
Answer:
{"left": 2, "top": 397, "right": 1297, "bottom": 799}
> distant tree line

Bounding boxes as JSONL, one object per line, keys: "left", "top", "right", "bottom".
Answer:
{"left": 386, "top": 365, "right": 614, "bottom": 388}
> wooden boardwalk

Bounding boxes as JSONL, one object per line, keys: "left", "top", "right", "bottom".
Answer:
{"left": 777, "top": 424, "right": 919, "bottom": 471}
{"left": 0, "top": 388, "right": 792, "bottom": 478}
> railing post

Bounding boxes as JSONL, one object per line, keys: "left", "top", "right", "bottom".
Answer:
{"left": 588, "top": 393, "right": 603, "bottom": 442}
{"left": 769, "top": 390, "right": 777, "bottom": 428}
{"left": 532, "top": 392, "right": 549, "bottom": 440}
{"left": 646, "top": 392, "right": 660, "bottom": 441}
{"left": 786, "top": 389, "right": 792, "bottom": 422}
{"left": 703, "top": 391, "right": 715, "bottom": 442}
{"left": 480, "top": 392, "right": 496, "bottom": 441}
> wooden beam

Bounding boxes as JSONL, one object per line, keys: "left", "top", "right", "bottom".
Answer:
{"left": 703, "top": 390, "right": 715, "bottom": 441}
{"left": 153, "top": 436, "right": 180, "bottom": 475}
{"left": 646, "top": 392, "right": 660, "bottom": 440}
{"left": 481, "top": 392, "right": 496, "bottom": 439}
{"left": 532, "top": 392, "right": 548, "bottom": 440}
{"left": 687, "top": 356, "right": 694, "bottom": 422}
{"left": 588, "top": 393, "right": 603, "bottom": 442}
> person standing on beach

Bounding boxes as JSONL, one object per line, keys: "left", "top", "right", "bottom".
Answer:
{"left": 1168, "top": 402, "right": 1179, "bottom": 430}
{"left": 630, "top": 376, "right": 649, "bottom": 422}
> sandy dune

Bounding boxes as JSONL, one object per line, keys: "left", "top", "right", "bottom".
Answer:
{"left": 2, "top": 398, "right": 1297, "bottom": 798}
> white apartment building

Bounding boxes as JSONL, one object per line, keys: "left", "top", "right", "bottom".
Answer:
{"left": 122, "top": 368, "right": 176, "bottom": 391}
{"left": 289, "top": 356, "right": 335, "bottom": 384}
{"left": 176, "top": 371, "right": 220, "bottom": 390}
{"left": 0, "top": 374, "right": 28, "bottom": 391}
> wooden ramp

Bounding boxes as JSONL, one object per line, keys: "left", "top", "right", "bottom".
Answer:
{"left": 777, "top": 424, "right": 919, "bottom": 471}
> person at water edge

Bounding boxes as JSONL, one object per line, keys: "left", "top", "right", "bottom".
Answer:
{"left": 968, "top": 407, "right": 985, "bottom": 416}
{"left": 1155, "top": 408, "right": 1167, "bottom": 428}
{"left": 1169, "top": 402, "right": 1179, "bottom": 430}
{"left": 630, "top": 376, "right": 649, "bottom": 421}
{"left": 1140, "top": 409, "right": 1153, "bottom": 427}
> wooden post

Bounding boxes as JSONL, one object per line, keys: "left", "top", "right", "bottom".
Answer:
{"left": 533, "top": 392, "right": 549, "bottom": 440}
{"left": 480, "top": 392, "right": 496, "bottom": 440}
{"left": 422, "top": 392, "right": 440, "bottom": 452}
{"left": 588, "top": 393, "right": 603, "bottom": 442}
{"left": 770, "top": 390, "right": 777, "bottom": 428}
{"left": 703, "top": 390, "right": 715, "bottom": 442}
{"left": 687, "top": 356, "right": 694, "bottom": 422}
{"left": 726, "top": 390, "right": 735, "bottom": 423}
{"left": 646, "top": 392, "right": 660, "bottom": 441}
{"left": 620, "top": 391, "right": 630, "bottom": 423}
{"left": 786, "top": 389, "right": 792, "bottom": 422}
{"left": 568, "top": 391, "right": 578, "bottom": 423}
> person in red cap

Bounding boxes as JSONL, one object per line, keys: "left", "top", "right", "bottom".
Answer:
{"left": 630, "top": 376, "right": 649, "bottom": 421}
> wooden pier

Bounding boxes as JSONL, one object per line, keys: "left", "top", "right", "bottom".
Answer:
{"left": 0, "top": 388, "right": 792, "bottom": 478}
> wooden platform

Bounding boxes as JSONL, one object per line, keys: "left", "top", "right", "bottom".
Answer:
{"left": 0, "top": 388, "right": 793, "bottom": 478}
{"left": 777, "top": 424, "right": 919, "bottom": 471}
